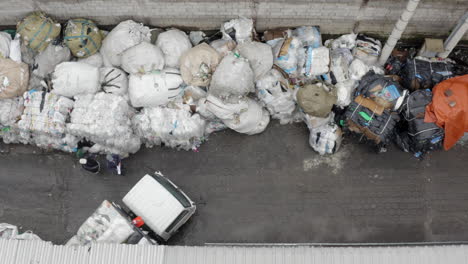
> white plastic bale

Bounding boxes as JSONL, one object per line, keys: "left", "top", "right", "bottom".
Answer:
{"left": 292, "top": 26, "right": 322, "bottom": 47}
{"left": 17, "top": 90, "right": 78, "bottom": 152}
{"left": 255, "top": 69, "right": 297, "bottom": 125}
{"left": 210, "top": 39, "right": 236, "bottom": 57}
{"left": 330, "top": 48, "right": 353, "bottom": 83}
{"left": 0, "top": 97, "right": 23, "bottom": 126}
{"left": 52, "top": 62, "right": 100, "bottom": 98}
{"left": 121, "top": 42, "right": 165, "bottom": 74}
{"left": 128, "top": 69, "right": 183, "bottom": 108}
{"left": 237, "top": 41, "right": 273, "bottom": 80}
{"left": 0, "top": 32, "right": 12, "bottom": 58}
{"left": 180, "top": 43, "right": 221, "bottom": 87}
{"left": 155, "top": 29, "right": 192, "bottom": 68}
{"left": 100, "top": 20, "right": 151, "bottom": 67}
{"left": 205, "top": 95, "right": 270, "bottom": 135}
{"left": 304, "top": 46, "right": 330, "bottom": 77}
{"left": 78, "top": 52, "right": 104, "bottom": 68}
{"left": 220, "top": 17, "right": 254, "bottom": 43}
{"left": 270, "top": 37, "right": 303, "bottom": 77}
{"left": 132, "top": 106, "right": 206, "bottom": 150}
{"left": 67, "top": 92, "right": 141, "bottom": 157}
{"left": 209, "top": 53, "right": 255, "bottom": 97}
{"left": 304, "top": 112, "right": 342, "bottom": 155}
{"left": 33, "top": 44, "right": 71, "bottom": 78}
{"left": 99, "top": 67, "right": 128, "bottom": 96}
{"left": 335, "top": 79, "right": 357, "bottom": 108}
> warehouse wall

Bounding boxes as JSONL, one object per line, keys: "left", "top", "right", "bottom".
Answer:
{"left": 0, "top": 0, "right": 467, "bottom": 39}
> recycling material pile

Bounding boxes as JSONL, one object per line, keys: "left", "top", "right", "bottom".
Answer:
{"left": 0, "top": 12, "right": 467, "bottom": 159}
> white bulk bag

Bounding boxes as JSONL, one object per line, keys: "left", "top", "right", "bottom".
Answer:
{"left": 0, "top": 32, "right": 11, "bottom": 58}
{"left": 33, "top": 44, "right": 71, "bottom": 78}
{"left": 78, "top": 52, "right": 103, "bottom": 68}
{"left": 100, "top": 67, "right": 128, "bottom": 96}
{"left": 52, "top": 62, "right": 100, "bottom": 98}
{"left": 220, "top": 17, "right": 254, "bottom": 43}
{"left": 237, "top": 41, "right": 273, "bottom": 80}
{"left": 128, "top": 69, "right": 183, "bottom": 108}
{"left": 209, "top": 53, "right": 254, "bottom": 97}
{"left": 304, "top": 46, "right": 330, "bottom": 77}
{"left": 304, "top": 112, "right": 342, "bottom": 155}
{"left": 180, "top": 43, "right": 221, "bottom": 87}
{"left": 256, "top": 69, "right": 296, "bottom": 124}
{"left": 155, "top": 29, "right": 192, "bottom": 68}
{"left": 121, "top": 42, "right": 165, "bottom": 74}
{"left": 100, "top": 20, "right": 151, "bottom": 67}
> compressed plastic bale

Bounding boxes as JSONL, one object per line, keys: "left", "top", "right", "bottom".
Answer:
{"left": 180, "top": 43, "right": 221, "bottom": 87}
{"left": 205, "top": 95, "right": 270, "bottom": 135}
{"left": 33, "top": 43, "right": 71, "bottom": 78}
{"left": 304, "top": 46, "right": 330, "bottom": 77}
{"left": 255, "top": 69, "right": 297, "bottom": 124}
{"left": 401, "top": 57, "right": 454, "bottom": 91}
{"left": 0, "top": 97, "right": 23, "bottom": 126}
{"left": 68, "top": 92, "right": 141, "bottom": 157}
{"left": 132, "top": 106, "right": 206, "bottom": 150}
{"left": 100, "top": 67, "right": 128, "bottom": 96}
{"left": 330, "top": 48, "right": 353, "bottom": 83}
{"left": 270, "top": 37, "right": 303, "bottom": 77}
{"left": 335, "top": 79, "right": 357, "bottom": 108}
{"left": 221, "top": 17, "right": 254, "bottom": 43}
{"left": 16, "top": 12, "right": 61, "bottom": 52}
{"left": 237, "top": 41, "right": 273, "bottom": 80}
{"left": 100, "top": 20, "right": 151, "bottom": 67}
{"left": 78, "top": 52, "right": 103, "bottom": 68}
{"left": 64, "top": 18, "right": 103, "bottom": 58}
{"left": 128, "top": 69, "right": 183, "bottom": 108}
{"left": 209, "top": 53, "right": 255, "bottom": 97}
{"left": 292, "top": 26, "right": 322, "bottom": 47}
{"left": 0, "top": 32, "right": 11, "bottom": 58}
{"left": 296, "top": 82, "right": 337, "bottom": 117}
{"left": 121, "top": 42, "right": 165, "bottom": 74}
{"left": 156, "top": 29, "right": 192, "bottom": 68}
{"left": 210, "top": 39, "right": 236, "bottom": 57}
{"left": 352, "top": 34, "right": 382, "bottom": 65}
{"left": 325, "top": 33, "right": 357, "bottom": 50}
{"left": 0, "top": 58, "right": 30, "bottom": 99}
{"left": 304, "top": 112, "right": 342, "bottom": 155}
{"left": 52, "top": 62, "right": 100, "bottom": 98}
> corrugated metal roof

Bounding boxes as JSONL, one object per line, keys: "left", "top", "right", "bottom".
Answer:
{"left": 2, "top": 239, "right": 468, "bottom": 264}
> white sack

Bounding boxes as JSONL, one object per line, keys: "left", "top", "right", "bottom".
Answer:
{"left": 9, "top": 34, "right": 22, "bottom": 63}
{"left": 0, "top": 97, "right": 23, "bottom": 126}
{"left": 180, "top": 43, "right": 221, "bottom": 87}
{"left": 256, "top": 69, "right": 296, "bottom": 124}
{"left": 221, "top": 17, "right": 253, "bottom": 43}
{"left": 335, "top": 79, "right": 357, "bottom": 108}
{"left": 52, "top": 62, "right": 100, "bottom": 98}
{"left": 121, "top": 42, "right": 164, "bottom": 74}
{"left": 270, "top": 37, "right": 303, "bottom": 77}
{"left": 237, "top": 41, "right": 273, "bottom": 80}
{"left": 156, "top": 29, "right": 192, "bottom": 68}
{"left": 304, "top": 112, "right": 342, "bottom": 155}
{"left": 100, "top": 67, "right": 128, "bottom": 96}
{"left": 133, "top": 106, "right": 206, "bottom": 150}
{"left": 210, "top": 39, "right": 236, "bottom": 57}
{"left": 304, "top": 46, "right": 330, "bottom": 77}
{"left": 100, "top": 20, "right": 151, "bottom": 67}
{"left": 33, "top": 44, "right": 71, "bottom": 78}
{"left": 68, "top": 92, "right": 141, "bottom": 157}
{"left": 0, "top": 32, "right": 12, "bottom": 58}
{"left": 209, "top": 53, "right": 254, "bottom": 97}
{"left": 292, "top": 26, "right": 322, "bottom": 47}
{"left": 205, "top": 95, "right": 270, "bottom": 135}
{"left": 78, "top": 52, "right": 103, "bottom": 68}
{"left": 128, "top": 69, "right": 183, "bottom": 108}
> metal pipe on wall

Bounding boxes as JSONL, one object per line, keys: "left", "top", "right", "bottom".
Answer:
{"left": 378, "top": 0, "right": 421, "bottom": 66}
{"left": 438, "top": 12, "right": 468, "bottom": 58}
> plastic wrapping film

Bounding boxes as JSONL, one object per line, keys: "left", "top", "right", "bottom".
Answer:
{"left": 100, "top": 20, "right": 151, "bottom": 67}
{"left": 121, "top": 42, "right": 165, "bottom": 74}
{"left": 255, "top": 69, "right": 298, "bottom": 124}
{"left": 32, "top": 43, "right": 71, "bottom": 78}
{"left": 330, "top": 48, "right": 353, "bottom": 83}
{"left": 292, "top": 26, "right": 322, "bottom": 48}
{"left": 0, "top": 223, "right": 42, "bottom": 240}
{"left": 270, "top": 37, "right": 303, "bottom": 77}
{"left": 237, "top": 41, "right": 273, "bottom": 80}
{"left": 325, "top": 33, "right": 357, "bottom": 50}
{"left": 132, "top": 104, "right": 206, "bottom": 151}
{"left": 348, "top": 58, "right": 384, "bottom": 81}
{"left": 0, "top": 97, "right": 24, "bottom": 143}
{"left": 17, "top": 90, "right": 78, "bottom": 152}
{"left": 209, "top": 52, "right": 255, "bottom": 97}
{"left": 336, "top": 79, "right": 357, "bottom": 108}
{"left": 156, "top": 29, "right": 192, "bottom": 68}
{"left": 66, "top": 200, "right": 135, "bottom": 246}
{"left": 67, "top": 92, "right": 141, "bottom": 157}
{"left": 304, "top": 46, "right": 330, "bottom": 77}
{"left": 52, "top": 62, "right": 100, "bottom": 98}
{"left": 304, "top": 112, "right": 342, "bottom": 155}
{"left": 220, "top": 17, "right": 254, "bottom": 43}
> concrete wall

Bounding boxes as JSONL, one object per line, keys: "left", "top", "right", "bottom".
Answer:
{"left": 0, "top": 0, "right": 467, "bottom": 39}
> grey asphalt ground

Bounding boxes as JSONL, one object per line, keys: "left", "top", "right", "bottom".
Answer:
{"left": 1, "top": 121, "right": 468, "bottom": 245}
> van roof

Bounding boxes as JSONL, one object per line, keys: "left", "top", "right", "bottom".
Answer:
{"left": 123, "top": 174, "right": 185, "bottom": 235}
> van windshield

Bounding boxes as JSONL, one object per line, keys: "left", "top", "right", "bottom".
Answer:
{"left": 153, "top": 175, "right": 192, "bottom": 208}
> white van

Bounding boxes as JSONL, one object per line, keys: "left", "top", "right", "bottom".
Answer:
{"left": 123, "top": 173, "right": 196, "bottom": 241}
